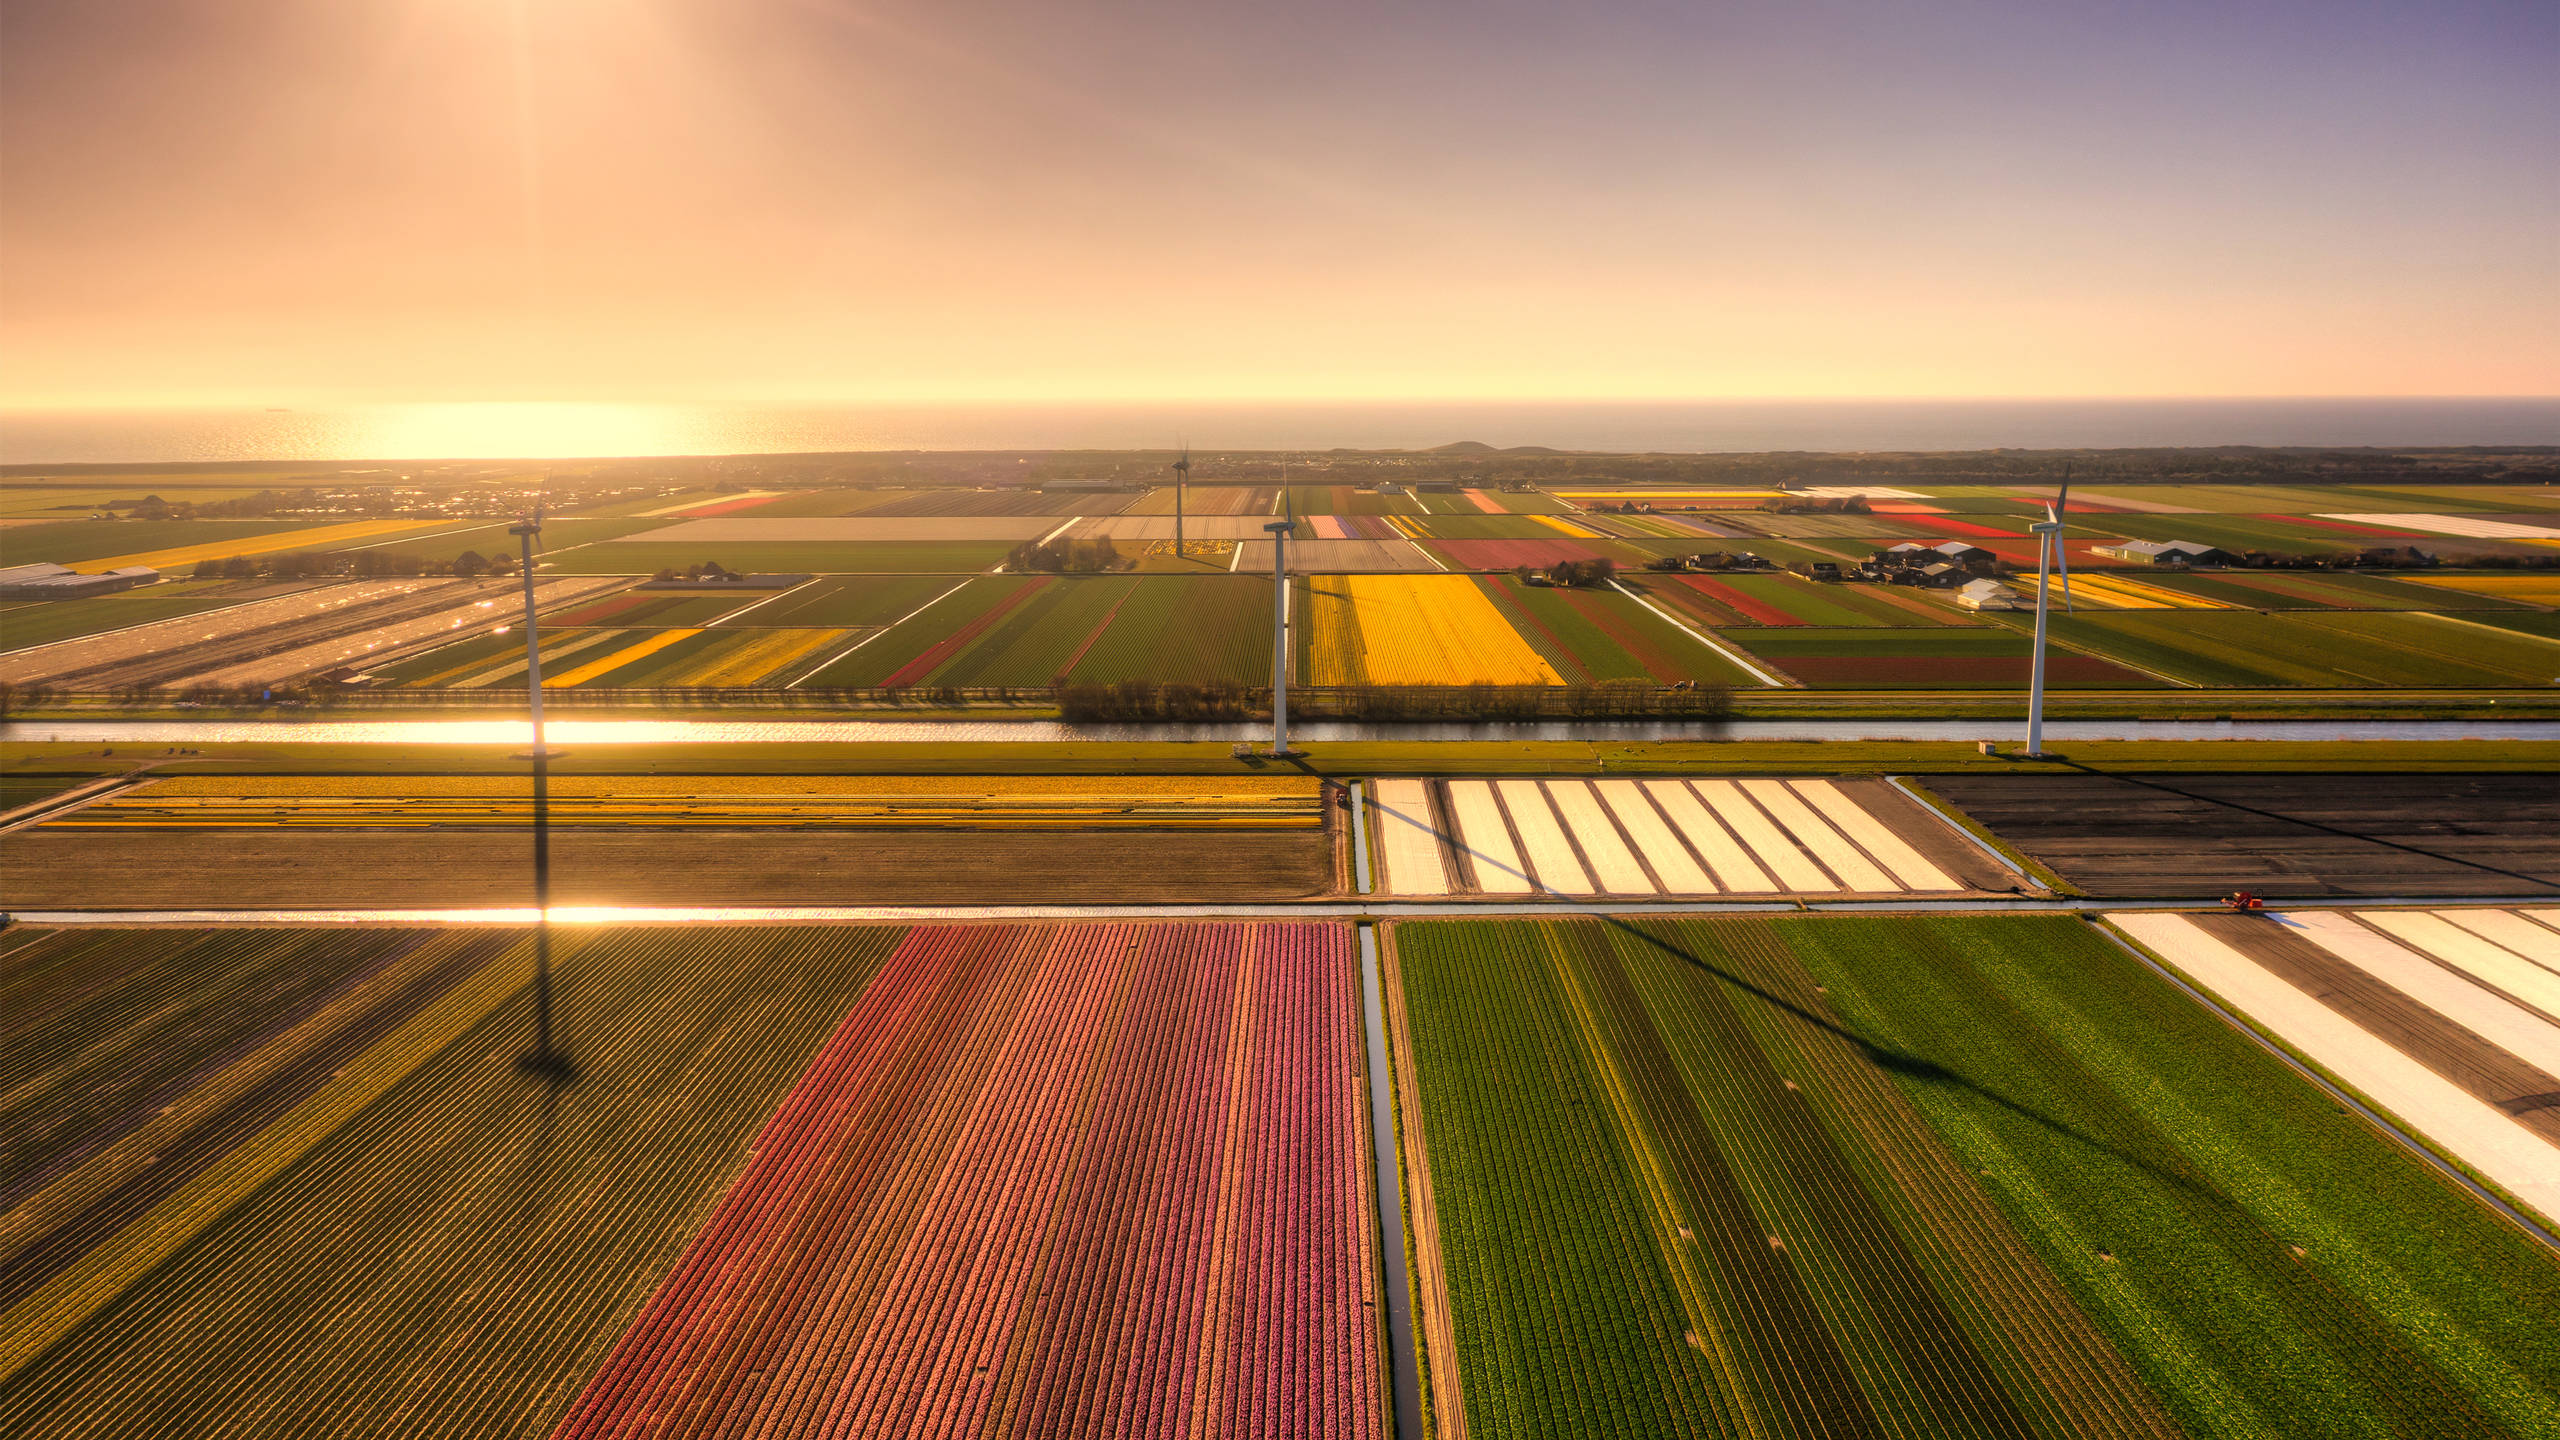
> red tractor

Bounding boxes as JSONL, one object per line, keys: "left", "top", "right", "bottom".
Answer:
{"left": 2223, "top": 891, "right": 2267, "bottom": 912}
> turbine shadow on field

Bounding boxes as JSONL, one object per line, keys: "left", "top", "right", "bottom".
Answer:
{"left": 1595, "top": 913, "right": 2231, "bottom": 1208}
{"left": 2055, "top": 761, "right": 2560, "bottom": 893}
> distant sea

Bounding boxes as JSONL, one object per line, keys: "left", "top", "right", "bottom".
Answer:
{"left": 2, "top": 397, "right": 2554, "bottom": 466}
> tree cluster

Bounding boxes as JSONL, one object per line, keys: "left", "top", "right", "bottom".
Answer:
{"left": 188, "top": 549, "right": 512, "bottom": 580}
{"left": 1005, "top": 537, "right": 1123, "bottom": 573}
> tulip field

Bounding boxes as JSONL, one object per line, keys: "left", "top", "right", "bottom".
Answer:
{"left": 556, "top": 921, "right": 1383, "bottom": 1439}
{"left": 1384, "top": 913, "right": 2560, "bottom": 1440}
{"left": 1, "top": 921, "right": 1385, "bottom": 1439}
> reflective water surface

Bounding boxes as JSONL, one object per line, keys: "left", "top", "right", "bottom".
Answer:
{"left": 6, "top": 717, "right": 2554, "bottom": 745}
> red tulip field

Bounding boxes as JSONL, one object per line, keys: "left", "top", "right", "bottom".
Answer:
{"left": 552, "top": 920, "right": 1384, "bottom": 1439}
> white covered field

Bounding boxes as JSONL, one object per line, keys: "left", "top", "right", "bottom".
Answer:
{"left": 1374, "top": 776, "right": 1964, "bottom": 898}
{"left": 2112, "top": 908, "right": 2560, "bottom": 1224}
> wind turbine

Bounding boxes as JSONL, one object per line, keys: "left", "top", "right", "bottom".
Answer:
{"left": 2025, "top": 465, "right": 2073, "bottom": 758}
{"left": 509, "top": 490, "right": 569, "bottom": 1079}
{"left": 1263, "top": 461, "right": 1302, "bottom": 757}
{"left": 1172, "top": 441, "right": 1190, "bottom": 561}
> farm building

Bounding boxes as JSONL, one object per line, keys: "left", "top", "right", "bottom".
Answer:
{"left": 1955, "top": 577, "right": 2027, "bottom": 610}
{"left": 1877, "top": 540, "right": 1998, "bottom": 571}
{"left": 0, "top": 561, "right": 161, "bottom": 598}
{"left": 2092, "top": 539, "right": 2237, "bottom": 566}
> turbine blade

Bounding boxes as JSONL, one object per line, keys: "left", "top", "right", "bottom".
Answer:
{"left": 2056, "top": 543, "right": 2073, "bottom": 613}
{"left": 2055, "top": 462, "right": 2071, "bottom": 516}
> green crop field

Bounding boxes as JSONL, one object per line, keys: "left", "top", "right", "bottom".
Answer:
{"left": 1730, "top": 625, "right": 2163, "bottom": 688}
{"left": 553, "top": 541, "right": 1010, "bottom": 575}
{"left": 0, "top": 925, "right": 902, "bottom": 1438}
{"left": 1401, "top": 515, "right": 1562, "bottom": 540}
{"left": 1063, "top": 574, "right": 1273, "bottom": 685}
{"left": 1391, "top": 914, "right": 2560, "bottom": 1440}
{"left": 7, "top": 520, "right": 317, "bottom": 565}
{"left": 730, "top": 574, "right": 957, "bottom": 627}
{"left": 2475, "top": 611, "right": 2560, "bottom": 641}
{"left": 796, "top": 576, "right": 1037, "bottom": 686}
{"left": 2136, "top": 570, "right": 2535, "bottom": 611}
{"left": 1389, "top": 916, "right": 2179, "bottom": 1440}
{"left": 2020, "top": 609, "right": 2560, "bottom": 687}
{"left": 1793, "top": 913, "right": 2560, "bottom": 1438}
{"left": 907, "top": 576, "right": 1142, "bottom": 686}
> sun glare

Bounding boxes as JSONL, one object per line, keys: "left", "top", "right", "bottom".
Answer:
{"left": 348, "top": 402, "right": 698, "bottom": 460}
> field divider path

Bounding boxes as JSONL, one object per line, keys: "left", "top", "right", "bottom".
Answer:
{"left": 1357, "top": 926, "right": 1427, "bottom": 1440}
{"left": 1373, "top": 927, "right": 1467, "bottom": 1440}
{"left": 701, "top": 576, "right": 822, "bottom": 626}
{"left": 1605, "top": 577, "right": 1789, "bottom": 686}
{"left": 781, "top": 577, "right": 973, "bottom": 687}
{"left": 0, "top": 775, "right": 145, "bottom": 835}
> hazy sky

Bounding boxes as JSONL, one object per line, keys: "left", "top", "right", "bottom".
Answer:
{"left": 4, "top": 0, "right": 2554, "bottom": 406}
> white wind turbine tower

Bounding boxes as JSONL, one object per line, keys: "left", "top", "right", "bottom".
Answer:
{"left": 1172, "top": 441, "right": 1190, "bottom": 560}
{"left": 2025, "top": 465, "right": 2074, "bottom": 758}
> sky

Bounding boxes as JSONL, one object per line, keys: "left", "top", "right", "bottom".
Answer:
{"left": 2, "top": 0, "right": 2555, "bottom": 408}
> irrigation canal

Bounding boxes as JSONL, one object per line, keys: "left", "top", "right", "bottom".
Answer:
{"left": 16, "top": 895, "right": 2559, "bottom": 925}
{"left": 11, "top": 717, "right": 2560, "bottom": 744}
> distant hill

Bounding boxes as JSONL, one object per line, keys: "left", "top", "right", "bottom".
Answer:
{"left": 1428, "top": 440, "right": 1565, "bottom": 455}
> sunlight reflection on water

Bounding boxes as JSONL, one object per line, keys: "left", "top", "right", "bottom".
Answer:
{"left": 6, "top": 718, "right": 2552, "bottom": 745}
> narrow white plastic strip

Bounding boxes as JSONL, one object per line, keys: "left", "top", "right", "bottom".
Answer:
{"left": 1545, "top": 782, "right": 1655, "bottom": 895}
{"left": 1641, "top": 780, "right": 1774, "bottom": 893}
{"left": 1496, "top": 779, "right": 1592, "bottom": 895}
{"left": 1595, "top": 780, "right": 1714, "bottom": 893}
{"left": 2359, "top": 910, "right": 2560, "bottom": 1022}
{"left": 1371, "top": 778, "right": 1449, "bottom": 896}
{"left": 1786, "top": 779, "right": 1958, "bottom": 891}
{"left": 1446, "top": 780, "right": 1534, "bottom": 895}
{"left": 1693, "top": 780, "right": 1833, "bottom": 892}
{"left": 1741, "top": 779, "right": 1898, "bottom": 892}
{"left": 2439, "top": 910, "right": 2560, "bottom": 976}
{"left": 2112, "top": 911, "right": 2560, "bottom": 1224}
{"left": 2275, "top": 912, "right": 2560, "bottom": 1073}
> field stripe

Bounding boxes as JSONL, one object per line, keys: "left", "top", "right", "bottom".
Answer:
{"left": 2356, "top": 911, "right": 2560, "bottom": 1023}
{"left": 1693, "top": 781, "right": 1835, "bottom": 892}
{"left": 2440, "top": 911, "right": 2560, "bottom": 974}
{"left": 1739, "top": 781, "right": 1901, "bottom": 893}
{"left": 1372, "top": 779, "right": 1451, "bottom": 897}
{"left": 1644, "top": 780, "right": 1776, "bottom": 893}
{"left": 0, "top": 938, "right": 527, "bottom": 1385}
{"left": 1544, "top": 782, "right": 1655, "bottom": 894}
{"left": 542, "top": 628, "right": 703, "bottom": 687}
{"left": 1494, "top": 781, "right": 1592, "bottom": 895}
{"left": 2111, "top": 912, "right": 2560, "bottom": 1224}
{"left": 668, "top": 627, "right": 847, "bottom": 686}
{"left": 1445, "top": 781, "right": 1534, "bottom": 894}
{"left": 1787, "top": 780, "right": 1960, "bottom": 891}
{"left": 1594, "top": 780, "right": 1714, "bottom": 893}
{"left": 71, "top": 520, "right": 437, "bottom": 574}
{"left": 2275, "top": 913, "right": 2560, "bottom": 1072}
